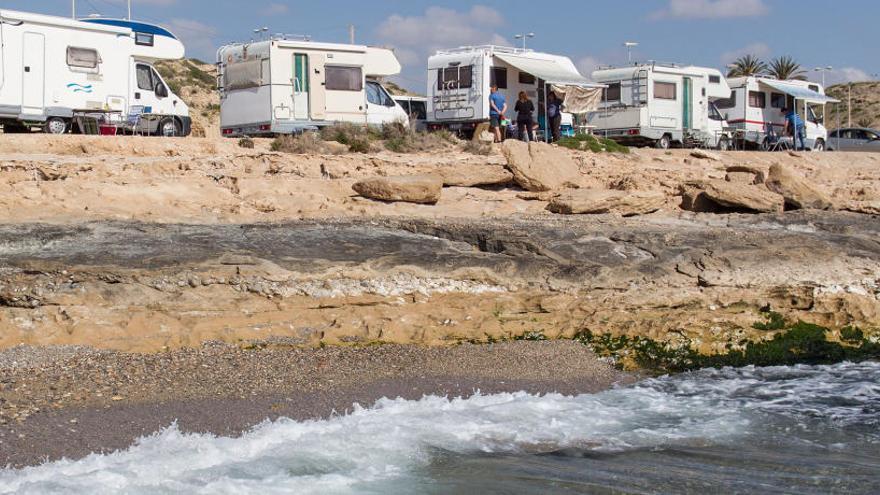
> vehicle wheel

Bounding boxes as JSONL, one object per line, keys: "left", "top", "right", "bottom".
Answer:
{"left": 814, "top": 139, "right": 826, "bottom": 152}
{"left": 655, "top": 134, "right": 671, "bottom": 150}
{"left": 760, "top": 138, "right": 771, "bottom": 152}
{"left": 717, "top": 137, "right": 731, "bottom": 152}
{"left": 158, "top": 117, "right": 181, "bottom": 137}
{"left": 44, "top": 117, "right": 69, "bottom": 135}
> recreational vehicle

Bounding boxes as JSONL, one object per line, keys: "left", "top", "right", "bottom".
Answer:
{"left": 393, "top": 95, "right": 427, "bottom": 131}
{"left": 0, "top": 9, "right": 191, "bottom": 135}
{"left": 216, "top": 38, "right": 409, "bottom": 137}
{"left": 720, "top": 77, "right": 838, "bottom": 151}
{"left": 427, "top": 45, "right": 604, "bottom": 138}
{"left": 588, "top": 63, "right": 733, "bottom": 150}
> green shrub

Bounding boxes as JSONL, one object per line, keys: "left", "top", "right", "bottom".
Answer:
{"left": 237, "top": 137, "right": 254, "bottom": 149}
{"left": 270, "top": 133, "right": 326, "bottom": 154}
{"left": 347, "top": 136, "right": 372, "bottom": 153}
{"left": 753, "top": 311, "right": 786, "bottom": 331}
{"left": 558, "top": 134, "right": 630, "bottom": 154}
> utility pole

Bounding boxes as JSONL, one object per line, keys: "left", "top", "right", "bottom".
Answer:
{"left": 848, "top": 83, "right": 852, "bottom": 127}
{"left": 128, "top": 0, "right": 132, "bottom": 20}
{"left": 349, "top": 24, "right": 355, "bottom": 45}
{"left": 624, "top": 42, "right": 639, "bottom": 64}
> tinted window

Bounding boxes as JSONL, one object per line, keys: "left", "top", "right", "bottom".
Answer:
{"left": 136, "top": 64, "right": 153, "bottom": 91}
{"left": 828, "top": 130, "right": 839, "bottom": 139}
{"left": 808, "top": 84, "right": 820, "bottom": 93}
{"left": 748, "top": 91, "right": 766, "bottom": 108}
{"left": 770, "top": 92, "right": 786, "bottom": 108}
{"left": 709, "top": 75, "right": 721, "bottom": 84}
{"left": 491, "top": 67, "right": 508, "bottom": 89}
{"left": 603, "top": 82, "right": 621, "bottom": 102}
{"left": 326, "top": 66, "right": 363, "bottom": 91}
{"left": 395, "top": 99, "right": 410, "bottom": 114}
{"left": 709, "top": 103, "right": 723, "bottom": 121}
{"left": 67, "top": 47, "right": 100, "bottom": 69}
{"left": 438, "top": 65, "right": 473, "bottom": 90}
{"left": 410, "top": 101, "right": 427, "bottom": 120}
{"left": 655, "top": 81, "right": 676, "bottom": 100}
{"left": 519, "top": 72, "right": 536, "bottom": 85}
{"left": 716, "top": 91, "right": 736, "bottom": 109}
{"left": 135, "top": 32, "right": 154, "bottom": 46}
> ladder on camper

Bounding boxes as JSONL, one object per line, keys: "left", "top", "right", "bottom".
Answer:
{"left": 631, "top": 69, "right": 649, "bottom": 106}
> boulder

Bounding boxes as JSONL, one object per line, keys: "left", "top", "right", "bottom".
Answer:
{"left": 725, "top": 165, "right": 765, "bottom": 185}
{"left": 547, "top": 189, "right": 666, "bottom": 216}
{"left": 691, "top": 150, "right": 722, "bottom": 161}
{"left": 765, "top": 163, "right": 832, "bottom": 210}
{"left": 679, "top": 180, "right": 784, "bottom": 214}
{"left": 501, "top": 140, "right": 581, "bottom": 192}
{"left": 843, "top": 201, "right": 880, "bottom": 215}
{"left": 352, "top": 175, "right": 443, "bottom": 204}
{"left": 437, "top": 164, "right": 514, "bottom": 187}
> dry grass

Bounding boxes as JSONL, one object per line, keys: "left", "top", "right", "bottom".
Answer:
{"left": 461, "top": 139, "right": 493, "bottom": 156}
{"left": 270, "top": 133, "right": 339, "bottom": 154}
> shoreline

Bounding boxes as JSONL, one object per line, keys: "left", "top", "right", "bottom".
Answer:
{"left": 0, "top": 341, "right": 636, "bottom": 468}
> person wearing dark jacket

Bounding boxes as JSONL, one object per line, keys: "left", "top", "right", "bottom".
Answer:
{"left": 514, "top": 91, "right": 536, "bottom": 142}
{"left": 547, "top": 92, "right": 563, "bottom": 142}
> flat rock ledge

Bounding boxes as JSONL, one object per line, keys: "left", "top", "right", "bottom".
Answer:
{"left": 547, "top": 189, "right": 665, "bottom": 216}
{"left": 352, "top": 175, "right": 443, "bottom": 204}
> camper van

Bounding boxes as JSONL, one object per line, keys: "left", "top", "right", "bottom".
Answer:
{"left": 427, "top": 45, "right": 603, "bottom": 138}
{"left": 720, "top": 77, "right": 838, "bottom": 151}
{"left": 216, "top": 38, "right": 409, "bottom": 137}
{"left": 0, "top": 9, "right": 191, "bottom": 135}
{"left": 588, "top": 63, "right": 733, "bottom": 150}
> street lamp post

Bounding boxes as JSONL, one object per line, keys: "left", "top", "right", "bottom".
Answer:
{"left": 624, "top": 42, "right": 639, "bottom": 64}
{"left": 813, "top": 66, "right": 833, "bottom": 87}
{"left": 514, "top": 33, "right": 535, "bottom": 50}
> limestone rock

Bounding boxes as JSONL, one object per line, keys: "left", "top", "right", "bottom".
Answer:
{"left": 691, "top": 150, "right": 722, "bottom": 161}
{"left": 842, "top": 200, "right": 880, "bottom": 215}
{"left": 725, "top": 165, "right": 765, "bottom": 185}
{"left": 765, "top": 163, "right": 832, "bottom": 210}
{"left": 680, "top": 180, "right": 784, "bottom": 213}
{"left": 352, "top": 175, "right": 443, "bottom": 204}
{"left": 547, "top": 189, "right": 665, "bottom": 216}
{"left": 437, "top": 164, "right": 514, "bottom": 187}
{"left": 501, "top": 140, "right": 581, "bottom": 192}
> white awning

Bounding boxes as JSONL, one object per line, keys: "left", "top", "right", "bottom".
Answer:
{"left": 494, "top": 53, "right": 605, "bottom": 113}
{"left": 760, "top": 79, "right": 840, "bottom": 104}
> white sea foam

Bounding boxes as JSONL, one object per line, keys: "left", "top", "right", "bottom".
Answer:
{"left": 1, "top": 362, "right": 878, "bottom": 494}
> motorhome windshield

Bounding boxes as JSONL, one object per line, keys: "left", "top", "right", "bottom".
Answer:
{"left": 366, "top": 81, "right": 394, "bottom": 107}
{"left": 709, "top": 103, "right": 724, "bottom": 121}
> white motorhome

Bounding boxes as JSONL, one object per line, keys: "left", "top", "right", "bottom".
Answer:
{"left": 720, "top": 77, "right": 838, "bottom": 151}
{"left": 0, "top": 9, "right": 191, "bottom": 135}
{"left": 216, "top": 38, "right": 408, "bottom": 137}
{"left": 587, "top": 63, "right": 733, "bottom": 150}
{"left": 427, "top": 45, "right": 604, "bottom": 138}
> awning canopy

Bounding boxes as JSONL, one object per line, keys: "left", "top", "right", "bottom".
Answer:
{"left": 760, "top": 79, "right": 840, "bottom": 104}
{"left": 493, "top": 53, "right": 605, "bottom": 114}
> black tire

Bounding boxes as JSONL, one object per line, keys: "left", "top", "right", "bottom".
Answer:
{"left": 655, "top": 134, "right": 671, "bottom": 150}
{"left": 814, "top": 139, "right": 826, "bottom": 152}
{"left": 2, "top": 122, "right": 29, "bottom": 134}
{"left": 157, "top": 117, "right": 182, "bottom": 137}
{"left": 44, "top": 117, "right": 69, "bottom": 135}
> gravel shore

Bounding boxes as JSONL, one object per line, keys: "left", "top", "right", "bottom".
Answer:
{"left": 0, "top": 341, "right": 634, "bottom": 468}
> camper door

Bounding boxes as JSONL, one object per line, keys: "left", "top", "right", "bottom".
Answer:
{"left": 649, "top": 78, "right": 680, "bottom": 130}
{"left": 132, "top": 62, "right": 174, "bottom": 117}
{"left": 21, "top": 32, "right": 46, "bottom": 116}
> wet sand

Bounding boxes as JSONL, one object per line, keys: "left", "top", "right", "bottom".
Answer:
{"left": 0, "top": 341, "right": 635, "bottom": 468}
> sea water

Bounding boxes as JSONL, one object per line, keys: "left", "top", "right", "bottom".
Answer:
{"left": 1, "top": 362, "right": 878, "bottom": 494}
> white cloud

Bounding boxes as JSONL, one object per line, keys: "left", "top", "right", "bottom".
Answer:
{"left": 651, "top": 0, "right": 769, "bottom": 20}
{"left": 376, "top": 5, "right": 510, "bottom": 92}
{"left": 260, "top": 3, "right": 289, "bottom": 16}
{"left": 810, "top": 67, "right": 872, "bottom": 86}
{"left": 720, "top": 42, "right": 771, "bottom": 65}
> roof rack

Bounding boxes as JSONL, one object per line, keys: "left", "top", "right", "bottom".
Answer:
{"left": 596, "top": 60, "right": 684, "bottom": 71}
{"left": 435, "top": 45, "right": 533, "bottom": 56}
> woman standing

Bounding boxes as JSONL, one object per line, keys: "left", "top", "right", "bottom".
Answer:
{"left": 514, "top": 91, "right": 536, "bottom": 142}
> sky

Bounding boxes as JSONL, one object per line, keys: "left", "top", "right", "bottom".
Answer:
{"left": 5, "top": 0, "right": 878, "bottom": 92}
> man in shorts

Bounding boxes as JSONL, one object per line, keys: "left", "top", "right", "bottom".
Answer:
{"left": 489, "top": 84, "right": 508, "bottom": 143}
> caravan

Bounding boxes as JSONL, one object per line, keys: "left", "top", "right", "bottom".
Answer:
{"left": 588, "top": 63, "right": 733, "bottom": 149}
{"left": 720, "top": 77, "right": 838, "bottom": 151}
{"left": 0, "top": 9, "right": 191, "bottom": 135}
{"left": 216, "top": 38, "right": 409, "bottom": 137}
{"left": 427, "top": 45, "right": 603, "bottom": 138}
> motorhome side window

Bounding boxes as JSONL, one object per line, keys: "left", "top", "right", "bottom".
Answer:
{"left": 709, "top": 75, "right": 721, "bottom": 84}
{"left": 491, "top": 67, "right": 507, "bottom": 89}
{"left": 603, "top": 83, "right": 621, "bottom": 102}
{"left": 325, "top": 66, "right": 363, "bottom": 91}
{"left": 770, "top": 92, "right": 786, "bottom": 109}
{"left": 437, "top": 65, "right": 473, "bottom": 90}
{"left": 136, "top": 64, "right": 153, "bottom": 91}
{"left": 519, "top": 72, "right": 536, "bottom": 85}
{"left": 135, "top": 32, "right": 155, "bottom": 47}
{"left": 67, "top": 47, "right": 101, "bottom": 70}
{"left": 654, "top": 82, "right": 676, "bottom": 100}
{"left": 748, "top": 91, "right": 766, "bottom": 108}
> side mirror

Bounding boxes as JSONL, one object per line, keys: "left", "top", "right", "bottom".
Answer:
{"left": 155, "top": 83, "right": 168, "bottom": 98}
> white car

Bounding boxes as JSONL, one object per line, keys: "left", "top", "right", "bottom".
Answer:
{"left": 827, "top": 128, "right": 880, "bottom": 152}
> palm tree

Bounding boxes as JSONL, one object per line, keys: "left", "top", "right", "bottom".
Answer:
{"left": 768, "top": 56, "right": 806, "bottom": 81}
{"left": 727, "top": 55, "right": 768, "bottom": 78}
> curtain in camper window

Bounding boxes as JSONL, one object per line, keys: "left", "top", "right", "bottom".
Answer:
{"left": 325, "top": 66, "right": 363, "bottom": 92}
{"left": 67, "top": 47, "right": 100, "bottom": 69}
{"left": 136, "top": 64, "right": 153, "bottom": 91}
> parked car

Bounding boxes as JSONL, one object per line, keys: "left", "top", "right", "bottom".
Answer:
{"left": 827, "top": 128, "right": 880, "bottom": 152}
{"left": 393, "top": 96, "right": 427, "bottom": 131}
